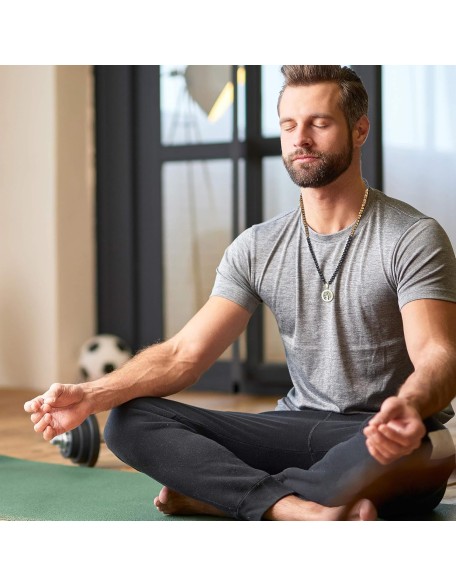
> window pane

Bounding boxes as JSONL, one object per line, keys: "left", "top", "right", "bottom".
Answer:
{"left": 382, "top": 66, "right": 456, "bottom": 249}
{"left": 262, "top": 156, "right": 299, "bottom": 364}
{"left": 263, "top": 155, "right": 298, "bottom": 219}
{"left": 163, "top": 160, "right": 232, "bottom": 336}
{"left": 261, "top": 65, "right": 283, "bottom": 138}
{"left": 237, "top": 66, "right": 246, "bottom": 142}
{"left": 163, "top": 159, "right": 248, "bottom": 362}
{"left": 160, "top": 65, "right": 245, "bottom": 146}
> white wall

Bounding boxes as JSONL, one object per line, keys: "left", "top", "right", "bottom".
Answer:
{"left": 0, "top": 66, "right": 95, "bottom": 391}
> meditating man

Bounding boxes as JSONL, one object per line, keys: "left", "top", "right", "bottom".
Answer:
{"left": 25, "top": 66, "right": 456, "bottom": 520}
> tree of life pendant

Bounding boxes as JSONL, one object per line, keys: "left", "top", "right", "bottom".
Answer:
{"left": 321, "top": 283, "right": 334, "bottom": 303}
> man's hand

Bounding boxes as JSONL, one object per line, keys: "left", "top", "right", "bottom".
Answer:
{"left": 24, "top": 383, "right": 92, "bottom": 441}
{"left": 363, "top": 396, "right": 426, "bottom": 465}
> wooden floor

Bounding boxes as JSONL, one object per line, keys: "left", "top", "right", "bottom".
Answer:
{"left": 2, "top": 387, "right": 455, "bottom": 501}
{"left": 0, "top": 387, "right": 280, "bottom": 471}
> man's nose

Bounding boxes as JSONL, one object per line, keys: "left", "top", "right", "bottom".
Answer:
{"left": 294, "top": 127, "right": 313, "bottom": 149}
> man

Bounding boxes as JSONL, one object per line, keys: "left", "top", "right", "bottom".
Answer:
{"left": 25, "top": 66, "right": 456, "bottom": 521}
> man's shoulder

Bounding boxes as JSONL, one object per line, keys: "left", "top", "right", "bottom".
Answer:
{"left": 226, "top": 208, "right": 298, "bottom": 257}
{"left": 370, "top": 190, "right": 455, "bottom": 254}
{"left": 372, "top": 189, "right": 429, "bottom": 225}
{"left": 250, "top": 208, "right": 300, "bottom": 238}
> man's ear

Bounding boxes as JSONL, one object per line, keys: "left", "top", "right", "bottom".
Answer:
{"left": 353, "top": 115, "right": 370, "bottom": 147}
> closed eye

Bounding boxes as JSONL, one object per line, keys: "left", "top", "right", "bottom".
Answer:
{"left": 310, "top": 115, "right": 333, "bottom": 128}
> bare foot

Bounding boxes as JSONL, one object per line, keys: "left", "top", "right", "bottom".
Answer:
{"left": 153, "top": 486, "right": 227, "bottom": 517}
{"left": 263, "top": 495, "right": 377, "bottom": 521}
{"left": 345, "top": 498, "right": 377, "bottom": 521}
{"left": 153, "top": 488, "right": 377, "bottom": 521}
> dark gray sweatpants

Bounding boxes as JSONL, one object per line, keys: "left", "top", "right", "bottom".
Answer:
{"left": 104, "top": 397, "right": 455, "bottom": 520}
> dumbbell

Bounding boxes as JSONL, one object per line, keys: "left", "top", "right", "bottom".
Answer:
{"left": 50, "top": 414, "right": 102, "bottom": 467}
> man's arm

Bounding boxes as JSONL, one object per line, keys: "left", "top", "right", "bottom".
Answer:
{"left": 24, "top": 296, "right": 251, "bottom": 440}
{"left": 397, "top": 299, "right": 456, "bottom": 417}
{"left": 364, "top": 299, "right": 456, "bottom": 464}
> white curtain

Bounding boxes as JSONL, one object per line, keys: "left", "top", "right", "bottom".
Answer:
{"left": 382, "top": 66, "right": 456, "bottom": 249}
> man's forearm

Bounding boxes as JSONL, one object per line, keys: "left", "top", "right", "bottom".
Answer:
{"left": 84, "top": 339, "right": 200, "bottom": 414}
{"left": 398, "top": 346, "right": 456, "bottom": 420}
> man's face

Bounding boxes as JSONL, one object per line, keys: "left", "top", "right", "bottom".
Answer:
{"left": 279, "top": 82, "right": 354, "bottom": 188}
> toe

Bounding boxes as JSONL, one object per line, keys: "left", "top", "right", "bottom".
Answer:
{"left": 158, "top": 486, "right": 170, "bottom": 504}
{"left": 359, "top": 499, "right": 377, "bottom": 521}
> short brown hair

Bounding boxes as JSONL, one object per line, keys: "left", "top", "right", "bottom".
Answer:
{"left": 277, "top": 65, "right": 368, "bottom": 129}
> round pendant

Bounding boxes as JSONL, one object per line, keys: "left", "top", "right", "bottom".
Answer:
{"left": 321, "top": 285, "right": 334, "bottom": 303}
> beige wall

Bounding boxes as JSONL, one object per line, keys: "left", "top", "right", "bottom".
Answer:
{"left": 0, "top": 65, "right": 95, "bottom": 391}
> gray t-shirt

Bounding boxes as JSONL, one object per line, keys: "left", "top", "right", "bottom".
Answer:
{"left": 211, "top": 188, "right": 456, "bottom": 422}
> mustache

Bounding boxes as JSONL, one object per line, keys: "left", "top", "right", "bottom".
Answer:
{"left": 288, "top": 149, "right": 323, "bottom": 161}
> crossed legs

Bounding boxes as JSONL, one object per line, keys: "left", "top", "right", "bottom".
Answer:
{"left": 104, "top": 397, "right": 454, "bottom": 521}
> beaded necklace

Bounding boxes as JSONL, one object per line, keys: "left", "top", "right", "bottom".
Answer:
{"left": 299, "top": 186, "right": 369, "bottom": 302}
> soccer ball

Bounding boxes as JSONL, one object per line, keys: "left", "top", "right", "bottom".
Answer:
{"left": 78, "top": 334, "right": 132, "bottom": 382}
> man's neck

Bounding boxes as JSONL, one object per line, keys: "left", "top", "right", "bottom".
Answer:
{"left": 300, "top": 175, "right": 367, "bottom": 235}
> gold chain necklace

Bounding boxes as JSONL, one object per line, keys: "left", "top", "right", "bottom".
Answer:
{"left": 299, "top": 186, "right": 369, "bottom": 302}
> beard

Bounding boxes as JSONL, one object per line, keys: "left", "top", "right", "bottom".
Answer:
{"left": 282, "top": 138, "right": 354, "bottom": 188}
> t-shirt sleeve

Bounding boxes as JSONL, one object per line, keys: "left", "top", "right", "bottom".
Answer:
{"left": 392, "top": 218, "right": 456, "bottom": 309}
{"left": 210, "top": 227, "right": 262, "bottom": 314}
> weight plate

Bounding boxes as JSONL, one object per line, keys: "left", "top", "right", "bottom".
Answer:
{"left": 72, "top": 419, "right": 90, "bottom": 465}
{"left": 70, "top": 415, "right": 101, "bottom": 467}
{"left": 86, "top": 414, "right": 101, "bottom": 468}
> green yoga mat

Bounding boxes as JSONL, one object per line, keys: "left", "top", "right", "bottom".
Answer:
{"left": 1, "top": 455, "right": 455, "bottom": 521}
{"left": 0, "top": 455, "right": 226, "bottom": 521}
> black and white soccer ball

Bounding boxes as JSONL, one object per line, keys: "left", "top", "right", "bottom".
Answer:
{"left": 78, "top": 334, "right": 132, "bottom": 382}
